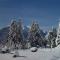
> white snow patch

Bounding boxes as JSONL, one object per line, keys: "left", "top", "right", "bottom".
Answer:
{"left": 51, "top": 45, "right": 60, "bottom": 60}
{"left": 0, "top": 48, "right": 53, "bottom": 60}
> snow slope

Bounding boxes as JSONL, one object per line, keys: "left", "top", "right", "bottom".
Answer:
{"left": 0, "top": 46, "right": 60, "bottom": 60}
{"left": 51, "top": 45, "right": 60, "bottom": 60}
{"left": 0, "top": 48, "right": 52, "bottom": 60}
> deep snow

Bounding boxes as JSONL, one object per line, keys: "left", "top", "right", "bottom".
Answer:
{"left": 0, "top": 46, "right": 60, "bottom": 60}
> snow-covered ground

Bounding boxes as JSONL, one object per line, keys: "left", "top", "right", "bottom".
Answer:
{"left": 0, "top": 46, "right": 60, "bottom": 60}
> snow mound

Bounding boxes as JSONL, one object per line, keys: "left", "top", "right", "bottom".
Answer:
{"left": 53, "top": 45, "right": 60, "bottom": 58}
{"left": 13, "top": 50, "right": 20, "bottom": 57}
{"left": 2, "top": 46, "right": 7, "bottom": 51}
{"left": 1, "top": 46, "right": 10, "bottom": 53}
{"left": 30, "top": 47, "right": 37, "bottom": 52}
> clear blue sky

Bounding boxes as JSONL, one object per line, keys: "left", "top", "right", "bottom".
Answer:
{"left": 0, "top": 0, "right": 60, "bottom": 30}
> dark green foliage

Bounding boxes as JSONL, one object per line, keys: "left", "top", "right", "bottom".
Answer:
{"left": 48, "top": 28, "right": 57, "bottom": 48}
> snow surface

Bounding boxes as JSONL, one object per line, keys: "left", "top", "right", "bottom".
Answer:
{"left": 51, "top": 45, "right": 60, "bottom": 60}
{"left": 0, "top": 46, "right": 60, "bottom": 60}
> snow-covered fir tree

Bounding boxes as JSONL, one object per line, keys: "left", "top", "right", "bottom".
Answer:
{"left": 7, "top": 19, "right": 24, "bottom": 49}
{"left": 56, "top": 22, "right": 60, "bottom": 46}
{"left": 28, "top": 21, "right": 44, "bottom": 47}
{"left": 52, "top": 27, "right": 57, "bottom": 47}
{"left": 46, "top": 27, "right": 57, "bottom": 48}
{"left": 7, "top": 20, "right": 17, "bottom": 49}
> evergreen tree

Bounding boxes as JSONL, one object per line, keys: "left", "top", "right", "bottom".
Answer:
{"left": 7, "top": 19, "right": 24, "bottom": 49}
{"left": 28, "top": 21, "right": 43, "bottom": 47}
{"left": 17, "top": 19, "right": 26, "bottom": 49}
{"left": 7, "top": 20, "right": 17, "bottom": 49}
{"left": 48, "top": 27, "right": 57, "bottom": 48}
{"left": 52, "top": 28, "right": 57, "bottom": 47}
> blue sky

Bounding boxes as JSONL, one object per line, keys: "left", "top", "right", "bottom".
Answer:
{"left": 0, "top": 0, "right": 60, "bottom": 30}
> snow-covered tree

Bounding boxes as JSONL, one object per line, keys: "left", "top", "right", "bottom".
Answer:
{"left": 28, "top": 21, "right": 43, "bottom": 47}
{"left": 17, "top": 19, "right": 26, "bottom": 49}
{"left": 7, "top": 20, "right": 17, "bottom": 49}
{"left": 56, "top": 22, "right": 60, "bottom": 46}
{"left": 52, "top": 28, "right": 57, "bottom": 47}
{"left": 47, "top": 27, "right": 57, "bottom": 48}
{"left": 6, "top": 19, "right": 24, "bottom": 49}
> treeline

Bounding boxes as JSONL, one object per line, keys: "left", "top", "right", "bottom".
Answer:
{"left": 5, "top": 19, "right": 57, "bottom": 49}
